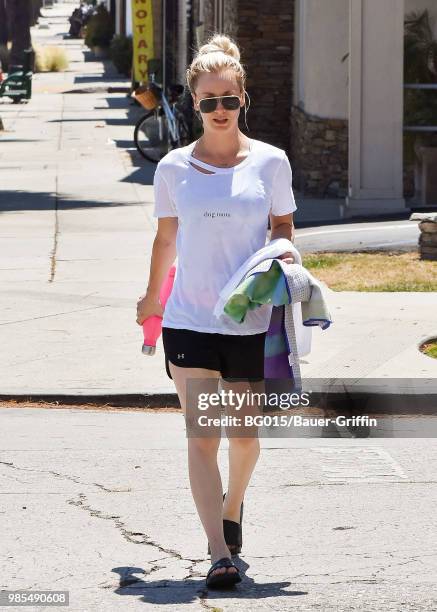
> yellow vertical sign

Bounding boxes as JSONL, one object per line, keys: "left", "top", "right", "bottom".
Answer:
{"left": 132, "top": 0, "right": 154, "bottom": 82}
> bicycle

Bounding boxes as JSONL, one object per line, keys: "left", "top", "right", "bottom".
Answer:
{"left": 133, "top": 73, "right": 191, "bottom": 163}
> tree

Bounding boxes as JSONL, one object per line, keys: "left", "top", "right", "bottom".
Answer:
{"left": 0, "top": 0, "right": 8, "bottom": 48}
{"left": 5, "top": 0, "right": 32, "bottom": 69}
{"left": 0, "top": 0, "right": 8, "bottom": 72}
{"left": 30, "top": 0, "right": 43, "bottom": 27}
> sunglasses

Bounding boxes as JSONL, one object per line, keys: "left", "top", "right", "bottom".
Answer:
{"left": 198, "top": 95, "right": 241, "bottom": 113}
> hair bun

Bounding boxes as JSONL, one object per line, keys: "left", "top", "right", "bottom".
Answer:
{"left": 186, "top": 32, "right": 246, "bottom": 95}
{"left": 198, "top": 34, "right": 240, "bottom": 62}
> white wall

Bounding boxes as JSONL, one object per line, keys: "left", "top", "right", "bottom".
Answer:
{"left": 295, "top": 0, "right": 349, "bottom": 119}
{"left": 295, "top": 0, "right": 437, "bottom": 121}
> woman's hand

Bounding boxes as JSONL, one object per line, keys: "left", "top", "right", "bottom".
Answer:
{"left": 278, "top": 251, "right": 295, "bottom": 264}
{"left": 136, "top": 293, "right": 164, "bottom": 326}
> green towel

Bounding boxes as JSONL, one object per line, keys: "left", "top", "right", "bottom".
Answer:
{"left": 223, "top": 260, "right": 289, "bottom": 323}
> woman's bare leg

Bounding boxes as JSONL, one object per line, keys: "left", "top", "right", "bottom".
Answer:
{"left": 221, "top": 379, "right": 263, "bottom": 523}
{"left": 168, "top": 362, "right": 237, "bottom": 578}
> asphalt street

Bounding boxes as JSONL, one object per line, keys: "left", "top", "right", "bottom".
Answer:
{"left": 295, "top": 219, "right": 419, "bottom": 254}
{"left": 1, "top": 405, "right": 437, "bottom": 611}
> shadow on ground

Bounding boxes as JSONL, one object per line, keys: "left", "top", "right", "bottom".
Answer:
{"left": 0, "top": 191, "right": 142, "bottom": 212}
{"left": 112, "top": 562, "right": 308, "bottom": 605}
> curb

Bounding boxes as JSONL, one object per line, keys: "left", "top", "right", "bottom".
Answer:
{"left": 1, "top": 389, "right": 436, "bottom": 415}
{"left": 0, "top": 393, "right": 179, "bottom": 408}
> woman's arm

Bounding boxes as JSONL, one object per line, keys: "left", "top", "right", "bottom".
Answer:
{"left": 269, "top": 212, "right": 295, "bottom": 263}
{"left": 136, "top": 217, "right": 178, "bottom": 325}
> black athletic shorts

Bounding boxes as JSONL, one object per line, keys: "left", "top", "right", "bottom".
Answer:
{"left": 162, "top": 327, "right": 266, "bottom": 382}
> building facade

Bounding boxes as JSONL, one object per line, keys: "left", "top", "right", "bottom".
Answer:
{"left": 111, "top": 0, "right": 437, "bottom": 215}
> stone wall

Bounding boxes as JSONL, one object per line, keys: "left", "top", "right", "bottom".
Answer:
{"left": 235, "top": 0, "right": 294, "bottom": 151}
{"left": 290, "top": 105, "right": 348, "bottom": 197}
{"left": 411, "top": 213, "right": 437, "bottom": 261}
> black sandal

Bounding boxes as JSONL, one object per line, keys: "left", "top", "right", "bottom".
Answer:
{"left": 207, "top": 492, "right": 244, "bottom": 556}
{"left": 224, "top": 493, "right": 244, "bottom": 555}
{"left": 206, "top": 556, "right": 242, "bottom": 589}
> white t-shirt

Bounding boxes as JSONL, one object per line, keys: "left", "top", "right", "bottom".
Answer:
{"left": 152, "top": 138, "right": 297, "bottom": 335}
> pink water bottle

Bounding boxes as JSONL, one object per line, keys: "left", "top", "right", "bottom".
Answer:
{"left": 142, "top": 265, "right": 176, "bottom": 356}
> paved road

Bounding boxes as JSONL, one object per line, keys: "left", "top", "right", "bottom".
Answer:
{"left": 1, "top": 405, "right": 437, "bottom": 611}
{"left": 295, "top": 219, "right": 419, "bottom": 254}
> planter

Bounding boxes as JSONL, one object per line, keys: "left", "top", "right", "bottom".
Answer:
{"left": 410, "top": 212, "right": 437, "bottom": 260}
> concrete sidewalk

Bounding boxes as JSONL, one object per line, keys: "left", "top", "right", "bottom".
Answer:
{"left": 1, "top": 4, "right": 436, "bottom": 398}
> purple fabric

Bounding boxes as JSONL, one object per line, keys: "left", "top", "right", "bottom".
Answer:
{"left": 264, "top": 354, "right": 292, "bottom": 379}
{"left": 264, "top": 306, "right": 292, "bottom": 379}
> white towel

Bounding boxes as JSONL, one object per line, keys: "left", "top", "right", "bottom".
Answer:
{"left": 213, "top": 239, "right": 313, "bottom": 357}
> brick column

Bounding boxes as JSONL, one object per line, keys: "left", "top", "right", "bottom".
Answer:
{"left": 236, "top": 0, "right": 294, "bottom": 151}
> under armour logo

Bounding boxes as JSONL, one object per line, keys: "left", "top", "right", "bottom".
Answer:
{"left": 177, "top": 353, "right": 185, "bottom": 359}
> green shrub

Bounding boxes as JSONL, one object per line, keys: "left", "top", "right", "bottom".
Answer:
{"left": 110, "top": 35, "right": 132, "bottom": 76}
{"left": 85, "top": 5, "right": 114, "bottom": 49}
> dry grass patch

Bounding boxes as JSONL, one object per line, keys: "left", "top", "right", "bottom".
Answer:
{"left": 302, "top": 251, "right": 437, "bottom": 291}
{"left": 34, "top": 45, "right": 69, "bottom": 72}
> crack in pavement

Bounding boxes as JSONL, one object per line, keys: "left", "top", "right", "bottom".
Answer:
{"left": 0, "top": 461, "right": 154, "bottom": 499}
{"left": 49, "top": 92, "right": 65, "bottom": 283}
{"left": 289, "top": 555, "right": 431, "bottom": 584}
{"left": 66, "top": 492, "right": 215, "bottom": 603}
{"left": 94, "top": 483, "right": 132, "bottom": 493}
{"left": 118, "top": 565, "right": 165, "bottom": 588}
{"left": 1, "top": 450, "right": 217, "bottom": 596}
{"left": 49, "top": 173, "right": 60, "bottom": 283}
{"left": 0, "top": 304, "right": 110, "bottom": 327}
{"left": 66, "top": 492, "right": 185, "bottom": 558}
{"left": 0, "top": 459, "right": 87, "bottom": 485}
{"left": 282, "top": 481, "right": 437, "bottom": 487}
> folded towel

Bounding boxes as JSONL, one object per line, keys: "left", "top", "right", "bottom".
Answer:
{"left": 213, "top": 238, "right": 301, "bottom": 319}
{"left": 220, "top": 257, "right": 333, "bottom": 390}
{"left": 223, "top": 260, "right": 289, "bottom": 323}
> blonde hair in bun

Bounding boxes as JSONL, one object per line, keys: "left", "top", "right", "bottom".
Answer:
{"left": 186, "top": 33, "right": 246, "bottom": 94}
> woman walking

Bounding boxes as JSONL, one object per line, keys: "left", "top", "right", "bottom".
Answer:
{"left": 136, "top": 33, "right": 297, "bottom": 589}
